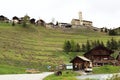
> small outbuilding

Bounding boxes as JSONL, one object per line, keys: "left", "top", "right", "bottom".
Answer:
{"left": 70, "top": 56, "right": 92, "bottom": 71}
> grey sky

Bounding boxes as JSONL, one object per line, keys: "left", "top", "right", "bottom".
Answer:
{"left": 0, "top": 0, "right": 120, "bottom": 28}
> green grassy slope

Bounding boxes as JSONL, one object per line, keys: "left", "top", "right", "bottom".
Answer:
{"left": 0, "top": 23, "right": 119, "bottom": 73}
{"left": 0, "top": 64, "right": 25, "bottom": 74}
{"left": 93, "top": 65, "right": 120, "bottom": 74}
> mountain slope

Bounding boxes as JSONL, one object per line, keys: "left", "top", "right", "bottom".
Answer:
{"left": 0, "top": 23, "right": 119, "bottom": 71}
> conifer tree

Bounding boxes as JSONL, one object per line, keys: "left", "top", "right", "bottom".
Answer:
{"left": 81, "top": 44, "right": 86, "bottom": 52}
{"left": 106, "top": 40, "right": 111, "bottom": 49}
{"left": 86, "top": 40, "right": 91, "bottom": 52}
{"left": 111, "top": 38, "right": 118, "bottom": 50}
{"left": 70, "top": 40, "right": 76, "bottom": 52}
{"left": 101, "top": 41, "right": 105, "bottom": 47}
{"left": 63, "top": 40, "right": 71, "bottom": 53}
{"left": 96, "top": 40, "right": 100, "bottom": 46}
{"left": 22, "top": 14, "right": 30, "bottom": 27}
{"left": 76, "top": 43, "right": 81, "bottom": 52}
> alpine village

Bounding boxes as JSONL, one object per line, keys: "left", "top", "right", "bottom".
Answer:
{"left": 0, "top": 11, "right": 120, "bottom": 80}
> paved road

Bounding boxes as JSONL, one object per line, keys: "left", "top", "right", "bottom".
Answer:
{"left": 76, "top": 74, "right": 117, "bottom": 80}
{"left": 0, "top": 72, "right": 54, "bottom": 80}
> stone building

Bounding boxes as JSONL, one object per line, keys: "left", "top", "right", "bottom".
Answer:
{"left": 71, "top": 11, "right": 93, "bottom": 27}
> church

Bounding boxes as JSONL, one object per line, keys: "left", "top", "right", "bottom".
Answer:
{"left": 71, "top": 12, "right": 93, "bottom": 27}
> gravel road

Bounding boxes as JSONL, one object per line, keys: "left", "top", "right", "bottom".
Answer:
{"left": 0, "top": 72, "right": 54, "bottom": 80}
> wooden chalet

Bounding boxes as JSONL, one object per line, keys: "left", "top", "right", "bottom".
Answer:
{"left": 36, "top": 19, "right": 46, "bottom": 26}
{"left": 70, "top": 56, "right": 92, "bottom": 70}
{"left": 84, "top": 45, "right": 116, "bottom": 66}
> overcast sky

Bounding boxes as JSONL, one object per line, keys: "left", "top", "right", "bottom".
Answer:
{"left": 0, "top": 0, "right": 120, "bottom": 28}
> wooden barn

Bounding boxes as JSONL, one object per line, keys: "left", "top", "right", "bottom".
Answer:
{"left": 84, "top": 45, "right": 116, "bottom": 67}
{"left": 70, "top": 56, "right": 92, "bottom": 71}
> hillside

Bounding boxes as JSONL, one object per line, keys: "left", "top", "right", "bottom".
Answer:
{"left": 0, "top": 23, "right": 119, "bottom": 72}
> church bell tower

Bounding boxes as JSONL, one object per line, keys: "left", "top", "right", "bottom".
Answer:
{"left": 79, "top": 11, "right": 83, "bottom": 25}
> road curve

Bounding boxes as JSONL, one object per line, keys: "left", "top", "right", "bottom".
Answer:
{"left": 0, "top": 72, "right": 54, "bottom": 80}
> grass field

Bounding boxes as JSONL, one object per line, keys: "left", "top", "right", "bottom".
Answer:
{"left": 0, "top": 64, "right": 25, "bottom": 74}
{"left": 0, "top": 23, "right": 119, "bottom": 73}
{"left": 43, "top": 70, "right": 79, "bottom": 80}
{"left": 93, "top": 65, "right": 120, "bottom": 74}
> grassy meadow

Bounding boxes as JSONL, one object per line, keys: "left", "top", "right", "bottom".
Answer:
{"left": 0, "top": 22, "right": 119, "bottom": 73}
{"left": 43, "top": 70, "right": 79, "bottom": 80}
{"left": 0, "top": 64, "right": 25, "bottom": 74}
{"left": 93, "top": 65, "right": 120, "bottom": 74}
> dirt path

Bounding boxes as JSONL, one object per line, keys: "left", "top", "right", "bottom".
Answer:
{"left": 0, "top": 72, "right": 54, "bottom": 80}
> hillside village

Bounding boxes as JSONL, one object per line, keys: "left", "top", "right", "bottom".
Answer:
{"left": 0, "top": 0, "right": 120, "bottom": 79}
{"left": 0, "top": 11, "right": 120, "bottom": 34}
{"left": 0, "top": 11, "right": 120, "bottom": 77}
{"left": 0, "top": 11, "right": 95, "bottom": 29}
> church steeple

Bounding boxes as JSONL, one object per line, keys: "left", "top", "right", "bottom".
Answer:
{"left": 79, "top": 11, "right": 83, "bottom": 25}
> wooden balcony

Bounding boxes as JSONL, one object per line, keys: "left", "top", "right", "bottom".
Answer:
{"left": 93, "top": 59, "right": 117, "bottom": 66}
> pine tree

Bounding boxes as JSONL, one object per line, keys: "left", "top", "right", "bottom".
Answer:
{"left": 94, "top": 40, "right": 97, "bottom": 47}
{"left": 111, "top": 38, "right": 118, "bottom": 50}
{"left": 106, "top": 40, "right": 111, "bottom": 49}
{"left": 96, "top": 40, "right": 101, "bottom": 46}
{"left": 106, "top": 38, "right": 118, "bottom": 50}
{"left": 63, "top": 40, "right": 71, "bottom": 53}
{"left": 81, "top": 44, "right": 86, "bottom": 52}
{"left": 76, "top": 43, "right": 81, "bottom": 52}
{"left": 70, "top": 40, "right": 76, "bottom": 52}
{"left": 101, "top": 41, "right": 105, "bottom": 47}
{"left": 91, "top": 40, "right": 96, "bottom": 48}
{"left": 86, "top": 40, "right": 91, "bottom": 52}
{"left": 22, "top": 14, "right": 30, "bottom": 27}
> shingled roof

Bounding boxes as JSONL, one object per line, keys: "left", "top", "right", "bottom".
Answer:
{"left": 84, "top": 45, "right": 114, "bottom": 56}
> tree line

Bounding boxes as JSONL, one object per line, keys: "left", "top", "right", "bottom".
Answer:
{"left": 108, "top": 27, "right": 120, "bottom": 36}
{"left": 100, "top": 27, "right": 120, "bottom": 36}
{"left": 63, "top": 38, "right": 120, "bottom": 53}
